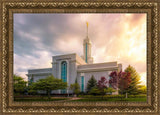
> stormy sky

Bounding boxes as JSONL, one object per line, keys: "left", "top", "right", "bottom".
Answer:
{"left": 14, "top": 13, "right": 146, "bottom": 85}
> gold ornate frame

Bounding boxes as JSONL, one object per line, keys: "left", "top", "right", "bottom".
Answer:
{"left": 0, "top": 0, "right": 159, "bottom": 114}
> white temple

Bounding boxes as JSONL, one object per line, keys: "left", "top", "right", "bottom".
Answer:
{"left": 27, "top": 22, "right": 122, "bottom": 94}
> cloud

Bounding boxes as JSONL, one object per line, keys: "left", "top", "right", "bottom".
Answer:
{"left": 14, "top": 50, "right": 52, "bottom": 81}
{"left": 14, "top": 13, "right": 146, "bottom": 85}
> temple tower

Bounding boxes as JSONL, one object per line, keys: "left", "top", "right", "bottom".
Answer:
{"left": 83, "top": 22, "right": 93, "bottom": 64}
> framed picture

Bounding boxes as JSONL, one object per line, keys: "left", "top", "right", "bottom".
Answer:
{"left": 0, "top": 0, "right": 159, "bottom": 114}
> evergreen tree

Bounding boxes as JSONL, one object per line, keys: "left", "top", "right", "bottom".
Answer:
{"left": 137, "top": 85, "right": 147, "bottom": 94}
{"left": 87, "top": 75, "right": 97, "bottom": 92}
{"left": 124, "top": 65, "right": 141, "bottom": 95}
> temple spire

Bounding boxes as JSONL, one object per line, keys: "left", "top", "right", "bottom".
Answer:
{"left": 86, "top": 22, "right": 88, "bottom": 37}
{"left": 83, "top": 22, "right": 93, "bottom": 64}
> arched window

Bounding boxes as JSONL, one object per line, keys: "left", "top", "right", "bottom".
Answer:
{"left": 61, "top": 61, "right": 67, "bottom": 94}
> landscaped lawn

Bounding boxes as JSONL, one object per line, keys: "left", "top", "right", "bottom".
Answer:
{"left": 14, "top": 94, "right": 147, "bottom": 102}
{"left": 72, "top": 94, "right": 147, "bottom": 102}
{"left": 14, "top": 97, "right": 146, "bottom": 102}
{"left": 70, "top": 97, "right": 147, "bottom": 102}
{"left": 14, "top": 97, "right": 69, "bottom": 101}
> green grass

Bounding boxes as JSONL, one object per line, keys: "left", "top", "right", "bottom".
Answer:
{"left": 14, "top": 94, "right": 147, "bottom": 102}
{"left": 70, "top": 97, "right": 147, "bottom": 102}
{"left": 14, "top": 97, "right": 68, "bottom": 101}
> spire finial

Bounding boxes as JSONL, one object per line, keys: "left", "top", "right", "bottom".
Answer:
{"left": 86, "top": 22, "right": 88, "bottom": 37}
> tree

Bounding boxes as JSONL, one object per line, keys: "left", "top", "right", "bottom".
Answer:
{"left": 109, "top": 71, "right": 131, "bottom": 98}
{"left": 27, "top": 75, "right": 37, "bottom": 95}
{"left": 14, "top": 74, "right": 27, "bottom": 95}
{"left": 28, "top": 75, "right": 34, "bottom": 86}
{"left": 137, "top": 85, "right": 147, "bottom": 94}
{"left": 109, "top": 71, "right": 118, "bottom": 89}
{"left": 124, "top": 65, "right": 141, "bottom": 95}
{"left": 118, "top": 71, "right": 131, "bottom": 98}
{"left": 70, "top": 78, "right": 80, "bottom": 96}
{"left": 97, "top": 77, "right": 108, "bottom": 99}
{"left": 30, "top": 75, "right": 67, "bottom": 99}
{"left": 89, "top": 87, "right": 101, "bottom": 95}
{"left": 87, "top": 75, "right": 97, "bottom": 92}
{"left": 27, "top": 85, "right": 37, "bottom": 95}
{"left": 106, "top": 87, "right": 116, "bottom": 94}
